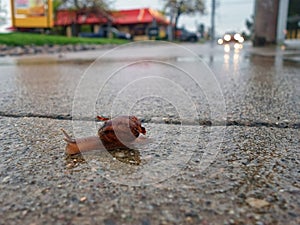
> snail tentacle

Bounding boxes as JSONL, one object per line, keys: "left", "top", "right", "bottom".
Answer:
{"left": 61, "top": 129, "right": 76, "bottom": 143}
{"left": 96, "top": 116, "right": 110, "bottom": 121}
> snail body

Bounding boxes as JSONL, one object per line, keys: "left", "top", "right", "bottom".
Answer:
{"left": 63, "top": 116, "right": 146, "bottom": 155}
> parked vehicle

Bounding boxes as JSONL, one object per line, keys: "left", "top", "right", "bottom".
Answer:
{"left": 79, "top": 27, "right": 132, "bottom": 40}
{"left": 176, "top": 28, "right": 199, "bottom": 42}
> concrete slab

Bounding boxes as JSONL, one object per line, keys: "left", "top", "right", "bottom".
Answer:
{"left": 0, "top": 116, "right": 299, "bottom": 224}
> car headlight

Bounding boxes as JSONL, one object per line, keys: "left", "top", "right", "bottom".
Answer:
{"left": 217, "top": 38, "right": 224, "bottom": 45}
{"left": 234, "top": 33, "right": 241, "bottom": 41}
{"left": 224, "top": 34, "right": 231, "bottom": 42}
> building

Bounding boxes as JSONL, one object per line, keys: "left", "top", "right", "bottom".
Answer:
{"left": 286, "top": 0, "right": 300, "bottom": 39}
{"left": 55, "top": 8, "right": 111, "bottom": 37}
{"left": 55, "top": 8, "right": 169, "bottom": 40}
{"left": 253, "top": 0, "right": 300, "bottom": 46}
{"left": 111, "top": 8, "right": 169, "bottom": 40}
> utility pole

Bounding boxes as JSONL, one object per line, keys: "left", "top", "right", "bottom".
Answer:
{"left": 168, "top": 5, "right": 174, "bottom": 41}
{"left": 276, "top": 0, "right": 289, "bottom": 44}
{"left": 211, "top": 0, "right": 216, "bottom": 45}
{"left": 167, "top": 1, "right": 177, "bottom": 42}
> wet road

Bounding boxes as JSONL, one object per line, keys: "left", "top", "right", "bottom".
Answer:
{"left": 0, "top": 43, "right": 299, "bottom": 125}
{"left": 0, "top": 42, "right": 299, "bottom": 225}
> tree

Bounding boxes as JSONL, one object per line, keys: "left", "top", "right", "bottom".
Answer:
{"left": 57, "top": 0, "right": 113, "bottom": 10}
{"left": 55, "top": 0, "right": 114, "bottom": 23}
{"left": 245, "top": 15, "right": 254, "bottom": 35}
{"left": 57, "top": 0, "right": 114, "bottom": 18}
{"left": 55, "top": 0, "right": 114, "bottom": 35}
{"left": 163, "top": 0, "right": 205, "bottom": 36}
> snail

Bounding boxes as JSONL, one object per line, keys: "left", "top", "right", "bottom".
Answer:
{"left": 62, "top": 115, "right": 146, "bottom": 155}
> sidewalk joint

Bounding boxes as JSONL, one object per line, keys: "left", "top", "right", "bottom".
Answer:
{"left": 0, "top": 112, "right": 299, "bottom": 129}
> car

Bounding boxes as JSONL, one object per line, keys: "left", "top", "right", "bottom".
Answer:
{"left": 176, "top": 28, "right": 199, "bottom": 42}
{"left": 79, "top": 29, "right": 105, "bottom": 38}
{"left": 217, "top": 32, "right": 244, "bottom": 45}
{"left": 79, "top": 26, "right": 132, "bottom": 40}
{"left": 109, "top": 27, "right": 132, "bottom": 40}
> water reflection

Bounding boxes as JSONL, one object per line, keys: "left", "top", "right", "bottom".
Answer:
{"left": 0, "top": 60, "right": 87, "bottom": 115}
{"left": 222, "top": 43, "right": 243, "bottom": 73}
{"left": 223, "top": 43, "right": 243, "bottom": 53}
{"left": 224, "top": 44, "right": 230, "bottom": 53}
{"left": 234, "top": 43, "right": 243, "bottom": 51}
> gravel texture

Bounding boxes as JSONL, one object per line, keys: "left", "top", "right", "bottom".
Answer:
{"left": 0, "top": 44, "right": 118, "bottom": 57}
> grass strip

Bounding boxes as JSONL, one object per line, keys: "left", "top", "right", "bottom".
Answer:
{"left": 0, "top": 32, "right": 128, "bottom": 46}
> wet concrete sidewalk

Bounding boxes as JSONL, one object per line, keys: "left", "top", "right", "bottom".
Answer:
{"left": 0, "top": 42, "right": 299, "bottom": 225}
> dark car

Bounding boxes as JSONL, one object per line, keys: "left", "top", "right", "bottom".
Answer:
{"left": 79, "top": 27, "right": 131, "bottom": 40}
{"left": 79, "top": 29, "right": 105, "bottom": 38}
{"left": 176, "top": 28, "right": 199, "bottom": 42}
{"left": 110, "top": 27, "right": 132, "bottom": 40}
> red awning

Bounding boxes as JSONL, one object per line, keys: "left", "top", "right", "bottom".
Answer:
{"left": 55, "top": 10, "right": 108, "bottom": 26}
{"left": 111, "top": 8, "right": 169, "bottom": 25}
{"left": 55, "top": 10, "right": 76, "bottom": 26}
{"left": 55, "top": 8, "right": 169, "bottom": 26}
{"left": 77, "top": 14, "right": 107, "bottom": 24}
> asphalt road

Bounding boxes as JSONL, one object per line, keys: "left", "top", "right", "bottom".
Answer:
{"left": 0, "top": 42, "right": 299, "bottom": 225}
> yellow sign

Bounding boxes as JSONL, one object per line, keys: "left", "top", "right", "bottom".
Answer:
{"left": 11, "top": 0, "right": 53, "bottom": 28}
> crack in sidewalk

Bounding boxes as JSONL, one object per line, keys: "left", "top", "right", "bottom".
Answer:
{"left": 0, "top": 112, "right": 299, "bottom": 129}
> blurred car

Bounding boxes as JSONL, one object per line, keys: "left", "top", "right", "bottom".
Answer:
{"left": 79, "top": 27, "right": 132, "bottom": 40}
{"left": 217, "top": 32, "right": 244, "bottom": 45}
{"left": 176, "top": 28, "right": 199, "bottom": 42}
{"left": 110, "top": 27, "right": 132, "bottom": 40}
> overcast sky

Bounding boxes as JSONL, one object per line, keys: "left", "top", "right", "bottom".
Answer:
{"left": 113, "top": 0, "right": 255, "bottom": 35}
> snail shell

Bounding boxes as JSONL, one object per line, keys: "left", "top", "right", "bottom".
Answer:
{"left": 63, "top": 116, "right": 146, "bottom": 155}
